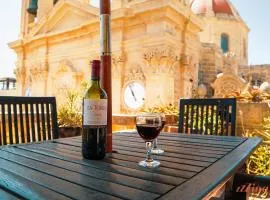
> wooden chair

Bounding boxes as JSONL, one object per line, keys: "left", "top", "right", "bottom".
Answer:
{"left": 228, "top": 173, "right": 270, "bottom": 199}
{"left": 0, "top": 96, "right": 59, "bottom": 146}
{"left": 178, "top": 98, "right": 237, "bottom": 136}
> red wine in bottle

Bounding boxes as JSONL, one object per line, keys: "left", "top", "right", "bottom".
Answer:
{"left": 82, "top": 60, "right": 108, "bottom": 159}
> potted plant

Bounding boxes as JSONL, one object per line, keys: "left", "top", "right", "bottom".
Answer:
{"left": 58, "top": 89, "right": 82, "bottom": 138}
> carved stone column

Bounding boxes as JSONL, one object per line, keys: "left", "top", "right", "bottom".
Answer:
{"left": 112, "top": 53, "right": 125, "bottom": 113}
{"left": 143, "top": 47, "right": 179, "bottom": 106}
{"left": 29, "top": 63, "right": 49, "bottom": 96}
{"left": 14, "top": 64, "right": 26, "bottom": 96}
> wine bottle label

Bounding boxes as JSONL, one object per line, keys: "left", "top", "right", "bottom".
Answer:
{"left": 83, "top": 99, "right": 107, "bottom": 126}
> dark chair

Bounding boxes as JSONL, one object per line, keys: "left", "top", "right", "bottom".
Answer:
{"left": 229, "top": 173, "right": 270, "bottom": 199}
{"left": 0, "top": 96, "right": 59, "bottom": 146}
{"left": 178, "top": 98, "right": 236, "bottom": 136}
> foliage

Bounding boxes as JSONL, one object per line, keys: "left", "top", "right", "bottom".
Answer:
{"left": 242, "top": 112, "right": 270, "bottom": 176}
{"left": 58, "top": 88, "right": 82, "bottom": 128}
{"left": 139, "top": 103, "right": 179, "bottom": 116}
{"left": 225, "top": 82, "right": 270, "bottom": 102}
{"left": 247, "top": 144, "right": 270, "bottom": 176}
{"left": 181, "top": 106, "right": 223, "bottom": 134}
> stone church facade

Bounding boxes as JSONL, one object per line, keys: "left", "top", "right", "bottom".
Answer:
{"left": 9, "top": 0, "right": 270, "bottom": 113}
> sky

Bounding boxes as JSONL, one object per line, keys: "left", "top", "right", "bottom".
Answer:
{"left": 0, "top": 0, "right": 269, "bottom": 78}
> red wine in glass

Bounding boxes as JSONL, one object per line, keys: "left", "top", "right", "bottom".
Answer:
{"left": 136, "top": 124, "right": 161, "bottom": 141}
{"left": 136, "top": 113, "right": 161, "bottom": 168}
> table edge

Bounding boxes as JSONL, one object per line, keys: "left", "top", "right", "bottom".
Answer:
{"left": 158, "top": 137, "right": 262, "bottom": 200}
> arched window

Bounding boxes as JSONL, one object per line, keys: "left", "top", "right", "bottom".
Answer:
{"left": 54, "top": 0, "right": 59, "bottom": 5}
{"left": 221, "top": 33, "right": 229, "bottom": 53}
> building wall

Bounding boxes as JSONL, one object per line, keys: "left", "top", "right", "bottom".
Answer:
{"left": 10, "top": 0, "right": 203, "bottom": 113}
{"left": 239, "top": 65, "right": 270, "bottom": 86}
{"left": 199, "top": 15, "right": 249, "bottom": 66}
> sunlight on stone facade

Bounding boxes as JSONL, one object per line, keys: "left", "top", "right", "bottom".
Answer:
{"left": 8, "top": 0, "right": 270, "bottom": 113}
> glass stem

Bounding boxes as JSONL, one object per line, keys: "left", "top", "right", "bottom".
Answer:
{"left": 153, "top": 139, "right": 158, "bottom": 149}
{"left": 146, "top": 142, "right": 153, "bottom": 162}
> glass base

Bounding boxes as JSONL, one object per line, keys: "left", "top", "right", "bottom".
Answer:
{"left": 139, "top": 160, "right": 160, "bottom": 168}
{"left": 152, "top": 148, "right": 164, "bottom": 155}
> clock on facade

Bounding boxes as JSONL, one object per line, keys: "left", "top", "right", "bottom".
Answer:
{"left": 124, "top": 82, "right": 145, "bottom": 109}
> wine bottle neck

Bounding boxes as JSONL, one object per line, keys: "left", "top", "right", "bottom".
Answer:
{"left": 90, "top": 79, "right": 101, "bottom": 87}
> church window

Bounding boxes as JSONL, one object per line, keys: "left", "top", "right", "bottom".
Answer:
{"left": 221, "top": 33, "right": 229, "bottom": 53}
{"left": 54, "top": 0, "right": 59, "bottom": 5}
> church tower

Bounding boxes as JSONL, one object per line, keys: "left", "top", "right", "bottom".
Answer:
{"left": 20, "top": 0, "right": 56, "bottom": 37}
{"left": 190, "top": 0, "right": 249, "bottom": 66}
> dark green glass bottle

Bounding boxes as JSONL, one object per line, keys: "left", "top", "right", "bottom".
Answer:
{"left": 82, "top": 60, "right": 107, "bottom": 159}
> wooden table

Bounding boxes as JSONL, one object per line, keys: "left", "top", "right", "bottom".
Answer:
{"left": 0, "top": 132, "right": 261, "bottom": 200}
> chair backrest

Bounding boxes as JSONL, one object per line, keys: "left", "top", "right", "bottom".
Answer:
{"left": 178, "top": 98, "right": 236, "bottom": 136}
{"left": 0, "top": 96, "right": 59, "bottom": 146}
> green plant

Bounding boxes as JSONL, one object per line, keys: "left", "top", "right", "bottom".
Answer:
{"left": 241, "top": 110, "right": 270, "bottom": 176}
{"left": 139, "top": 103, "right": 179, "bottom": 116}
{"left": 58, "top": 89, "right": 82, "bottom": 128}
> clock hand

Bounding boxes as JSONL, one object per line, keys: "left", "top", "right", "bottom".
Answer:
{"left": 129, "top": 85, "right": 137, "bottom": 102}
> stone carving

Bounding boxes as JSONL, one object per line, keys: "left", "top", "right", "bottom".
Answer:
{"left": 211, "top": 73, "right": 246, "bottom": 98}
{"left": 124, "top": 64, "right": 145, "bottom": 83}
{"left": 112, "top": 53, "right": 125, "bottom": 78}
{"left": 143, "top": 47, "right": 179, "bottom": 75}
{"left": 29, "top": 62, "right": 48, "bottom": 81}
{"left": 222, "top": 51, "right": 237, "bottom": 74}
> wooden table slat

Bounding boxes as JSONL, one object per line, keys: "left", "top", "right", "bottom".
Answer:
{"left": 55, "top": 139, "right": 225, "bottom": 159}
{"left": 0, "top": 151, "right": 159, "bottom": 200}
{"left": 17, "top": 145, "right": 185, "bottom": 186}
{"left": 0, "top": 158, "right": 118, "bottom": 200}
{"left": 0, "top": 168, "right": 71, "bottom": 200}
{"left": 4, "top": 147, "right": 173, "bottom": 194}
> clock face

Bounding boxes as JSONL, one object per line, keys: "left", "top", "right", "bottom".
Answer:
{"left": 124, "top": 82, "right": 145, "bottom": 109}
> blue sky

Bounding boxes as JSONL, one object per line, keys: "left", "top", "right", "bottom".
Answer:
{"left": 0, "top": 0, "right": 269, "bottom": 77}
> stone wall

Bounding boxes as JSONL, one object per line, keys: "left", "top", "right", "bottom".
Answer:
{"left": 236, "top": 102, "right": 270, "bottom": 136}
{"left": 239, "top": 65, "right": 270, "bottom": 86}
{"left": 199, "top": 43, "right": 223, "bottom": 96}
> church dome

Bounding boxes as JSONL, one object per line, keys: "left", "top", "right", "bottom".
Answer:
{"left": 190, "top": 0, "right": 233, "bottom": 15}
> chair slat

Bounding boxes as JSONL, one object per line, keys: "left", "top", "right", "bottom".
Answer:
{"left": 200, "top": 105, "right": 204, "bottom": 135}
{"left": 25, "top": 104, "right": 31, "bottom": 143}
{"left": 13, "top": 104, "right": 19, "bottom": 144}
{"left": 225, "top": 105, "right": 230, "bottom": 136}
{"left": 185, "top": 105, "right": 190, "bottom": 134}
{"left": 51, "top": 99, "right": 59, "bottom": 139}
{"left": 195, "top": 105, "right": 199, "bottom": 134}
{"left": 30, "top": 103, "right": 36, "bottom": 142}
{"left": 7, "top": 104, "right": 13, "bottom": 144}
{"left": 205, "top": 105, "right": 209, "bottom": 135}
{"left": 41, "top": 103, "right": 46, "bottom": 141}
{"left": 36, "top": 103, "right": 41, "bottom": 141}
{"left": 190, "top": 105, "right": 194, "bottom": 134}
{"left": 210, "top": 105, "right": 214, "bottom": 135}
{"left": 215, "top": 105, "right": 219, "bottom": 135}
{"left": 220, "top": 104, "right": 225, "bottom": 136}
{"left": 1, "top": 104, "right": 7, "bottom": 145}
{"left": 46, "top": 103, "right": 52, "bottom": 140}
{"left": 231, "top": 103, "right": 237, "bottom": 136}
{"left": 178, "top": 101, "right": 185, "bottom": 133}
{"left": 19, "top": 103, "right": 25, "bottom": 144}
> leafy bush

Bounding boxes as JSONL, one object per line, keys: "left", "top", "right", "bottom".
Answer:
{"left": 58, "top": 90, "right": 82, "bottom": 128}
{"left": 243, "top": 113, "right": 270, "bottom": 176}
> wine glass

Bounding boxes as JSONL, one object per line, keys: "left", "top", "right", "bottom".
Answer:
{"left": 136, "top": 113, "right": 162, "bottom": 168}
{"left": 152, "top": 113, "right": 165, "bottom": 155}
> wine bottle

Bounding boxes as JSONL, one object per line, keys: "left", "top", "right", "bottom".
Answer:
{"left": 82, "top": 60, "right": 108, "bottom": 159}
